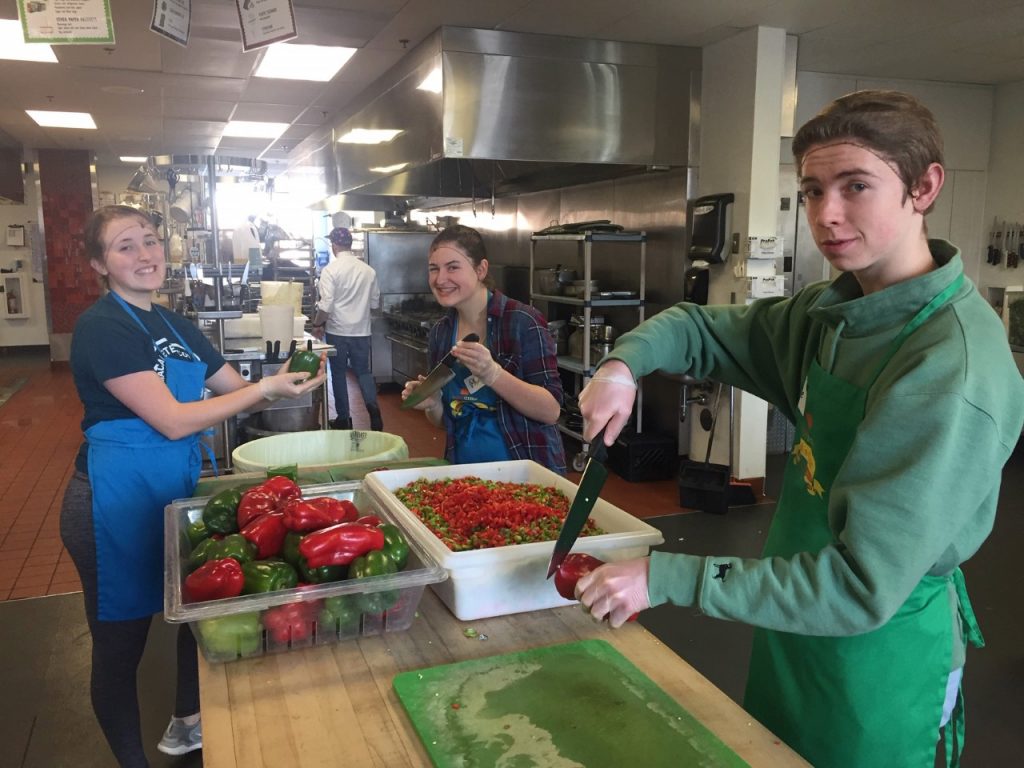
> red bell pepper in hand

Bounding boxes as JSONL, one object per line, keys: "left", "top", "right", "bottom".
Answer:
{"left": 262, "top": 600, "right": 319, "bottom": 644}
{"left": 240, "top": 511, "right": 288, "bottom": 559}
{"left": 259, "top": 475, "right": 302, "bottom": 504}
{"left": 185, "top": 558, "right": 245, "bottom": 603}
{"left": 237, "top": 488, "right": 279, "bottom": 529}
{"left": 299, "top": 522, "right": 385, "bottom": 568}
{"left": 554, "top": 553, "right": 637, "bottom": 621}
{"left": 282, "top": 497, "right": 359, "bottom": 532}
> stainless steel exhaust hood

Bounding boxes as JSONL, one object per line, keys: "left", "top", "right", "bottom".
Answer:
{"left": 316, "top": 27, "right": 700, "bottom": 206}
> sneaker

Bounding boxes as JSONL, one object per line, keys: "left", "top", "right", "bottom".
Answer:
{"left": 367, "top": 405, "right": 383, "bottom": 432}
{"left": 331, "top": 416, "right": 352, "bottom": 430}
{"left": 157, "top": 717, "right": 202, "bottom": 756}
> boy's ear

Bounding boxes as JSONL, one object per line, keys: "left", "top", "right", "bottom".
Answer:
{"left": 910, "top": 163, "right": 944, "bottom": 212}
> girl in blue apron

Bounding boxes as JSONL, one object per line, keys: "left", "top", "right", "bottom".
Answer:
{"left": 400, "top": 224, "right": 566, "bottom": 473}
{"left": 573, "top": 91, "right": 1024, "bottom": 767}
{"left": 59, "top": 206, "right": 325, "bottom": 767}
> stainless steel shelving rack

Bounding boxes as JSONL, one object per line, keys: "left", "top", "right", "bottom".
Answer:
{"left": 530, "top": 231, "right": 646, "bottom": 470}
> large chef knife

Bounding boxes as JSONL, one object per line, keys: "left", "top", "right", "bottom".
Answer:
{"left": 399, "top": 333, "right": 480, "bottom": 410}
{"left": 546, "top": 426, "right": 609, "bottom": 578}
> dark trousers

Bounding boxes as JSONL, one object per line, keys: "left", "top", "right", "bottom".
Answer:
{"left": 325, "top": 333, "right": 378, "bottom": 419}
{"left": 60, "top": 471, "right": 199, "bottom": 767}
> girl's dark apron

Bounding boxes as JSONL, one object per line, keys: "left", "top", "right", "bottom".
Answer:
{"left": 744, "top": 275, "right": 982, "bottom": 767}
{"left": 87, "top": 294, "right": 206, "bottom": 620}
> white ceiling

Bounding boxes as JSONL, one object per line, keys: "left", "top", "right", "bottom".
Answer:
{"left": 1, "top": 0, "right": 1023, "bottom": 171}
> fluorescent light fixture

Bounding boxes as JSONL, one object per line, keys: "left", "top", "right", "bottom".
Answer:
{"left": 417, "top": 67, "right": 442, "bottom": 94}
{"left": 337, "top": 128, "right": 402, "bottom": 145}
{"left": 0, "top": 20, "right": 57, "bottom": 63}
{"left": 222, "top": 121, "right": 289, "bottom": 139}
{"left": 26, "top": 110, "right": 97, "bottom": 129}
{"left": 255, "top": 42, "right": 356, "bottom": 82}
{"left": 369, "top": 163, "right": 409, "bottom": 174}
{"left": 120, "top": 156, "right": 148, "bottom": 163}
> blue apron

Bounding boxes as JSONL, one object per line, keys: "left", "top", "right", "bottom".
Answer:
{"left": 87, "top": 294, "right": 207, "bottom": 620}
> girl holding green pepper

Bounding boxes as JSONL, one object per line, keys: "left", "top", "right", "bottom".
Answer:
{"left": 58, "top": 206, "right": 325, "bottom": 766}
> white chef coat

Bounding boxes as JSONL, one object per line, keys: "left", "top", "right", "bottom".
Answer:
{"left": 231, "top": 221, "right": 261, "bottom": 264}
{"left": 317, "top": 250, "right": 380, "bottom": 336}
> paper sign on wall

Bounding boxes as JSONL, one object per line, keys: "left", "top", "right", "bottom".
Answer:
{"left": 6, "top": 225, "right": 26, "bottom": 247}
{"left": 235, "top": 0, "right": 296, "bottom": 52}
{"left": 150, "top": 0, "right": 191, "bottom": 47}
{"left": 18, "top": 0, "right": 115, "bottom": 44}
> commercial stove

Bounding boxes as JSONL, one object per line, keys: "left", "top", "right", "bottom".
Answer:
{"left": 382, "top": 302, "right": 444, "bottom": 385}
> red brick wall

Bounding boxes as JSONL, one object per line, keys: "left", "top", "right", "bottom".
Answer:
{"left": 38, "top": 149, "right": 100, "bottom": 335}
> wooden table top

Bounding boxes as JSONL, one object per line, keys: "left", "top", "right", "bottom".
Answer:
{"left": 198, "top": 589, "right": 808, "bottom": 767}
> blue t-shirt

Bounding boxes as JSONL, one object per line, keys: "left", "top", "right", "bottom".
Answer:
{"left": 71, "top": 293, "right": 226, "bottom": 470}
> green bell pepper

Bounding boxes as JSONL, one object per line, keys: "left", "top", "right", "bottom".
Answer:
{"left": 186, "top": 518, "right": 210, "bottom": 548}
{"left": 321, "top": 594, "right": 361, "bottom": 634}
{"left": 186, "top": 536, "right": 219, "bottom": 572}
{"left": 241, "top": 558, "right": 299, "bottom": 594}
{"left": 351, "top": 549, "right": 399, "bottom": 613}
{"left": 379, "top": 523, "right": 410, "bottom": 570}
{"left": 201, "top": 486, "right": 245, "bottom": 534}
{"left": 209, "top": 533, "right": 258, "bottom": 565}
{"left": 281, "top": 531, "right": 303, "bottom": 567}
{"left": 197, "top": 612, "right": 262, "bottom": 659}
{"left": 267, "top": 464, "right": 299, "bottom": 483}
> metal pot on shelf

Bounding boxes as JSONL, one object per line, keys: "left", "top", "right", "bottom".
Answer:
{"left": 535, "top": 268, "right": 562, "bottom": 295}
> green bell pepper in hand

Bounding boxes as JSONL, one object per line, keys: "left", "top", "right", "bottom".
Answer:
{"left": 351, "top": 549, "right": 399, "bottom": 613}
{"left": 202, "top": 486, "right": 245, "bottom": 534}
{"left": 197, "top": 612, "right": 262, "bottom": 658}
{"left": 241, "top": 559, "right": 299, "bottom": 594}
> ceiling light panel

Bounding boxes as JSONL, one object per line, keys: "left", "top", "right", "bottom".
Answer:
{"left": 223, "top": 121, "right": 289, "bottom": 139}
{"left": 0, "top": 20, "right": 57, "bottom": 63}
{"left": 26, "top": 110, "right": 97, "bottom": 129}
{"left": 255, "top": 43, "right": 356, "bottom": 82}
{"left": 337, "top": 128, "right": 402, "bottom": 144}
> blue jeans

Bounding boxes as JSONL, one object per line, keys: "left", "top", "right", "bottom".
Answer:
{"left": 325, "top": 333, "right": 378, "bottom": 419}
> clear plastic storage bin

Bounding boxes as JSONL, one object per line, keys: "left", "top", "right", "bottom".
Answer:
{"left": 362, "top": 460, "right": 664, "bottom": 620}
{"left": 164, "top": 481, "right": 446, "bottom": 663}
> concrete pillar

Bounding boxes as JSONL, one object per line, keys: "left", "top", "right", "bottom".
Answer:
{"left": 693, "top": 26, "right": 788, "bottom": 483}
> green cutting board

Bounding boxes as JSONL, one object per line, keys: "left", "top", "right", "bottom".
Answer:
{"left": 393, "top": 639, "right": 749, "bottom": 768}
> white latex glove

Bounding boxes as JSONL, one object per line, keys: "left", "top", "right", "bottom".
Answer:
{"left": 451, "top": 340, "right": 502, "bottom": 386}
{"left": 258, "top": 366, "right": 325, "bottom": 402}
{"left": 577, "top": 557, "right": 651, "bottom": 629}
{"left": 578, "top": 360, "right": 637, "bottom": 445}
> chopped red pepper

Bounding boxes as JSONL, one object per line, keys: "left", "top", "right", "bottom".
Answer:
{"left": 299, "top": 521, "right": 385, "bottom": 568}
{"left": 236, "top": 488, "right": 279, "bottom": 529}
{"left": 282, "top": 496, "right": 359, "bottom": 532}
{"left": 240, "top": 511, "right": 289, "bottom": 559}
{"left": 184, "top": 558, "right": 245, "bottom": 603}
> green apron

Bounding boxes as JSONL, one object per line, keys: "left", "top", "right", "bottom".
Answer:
{"left": 744, "top": 275, "right": 984, "bottom": 768}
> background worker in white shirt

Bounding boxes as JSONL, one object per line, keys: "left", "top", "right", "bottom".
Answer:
{"left": 230, "top": 214, "right": 261, "bottom": 265}
{"left": 311, "top": 227, "right": 383, "bottom": 430}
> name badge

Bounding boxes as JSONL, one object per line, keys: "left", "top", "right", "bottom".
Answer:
{"left": 464, "top": 374, "right": 486, "bottom": 394}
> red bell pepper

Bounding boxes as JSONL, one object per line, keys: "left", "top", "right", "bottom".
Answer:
{"left": 554, "top": 553, "right": 637, "bottom": 622}
{"left": 262, "top": 600, "right": 319, "bottom": 644}
{"left": 282, "top": 496, "right": 359, "bottom": 532}
{"left": 260, "top": 474, "right": 302, "bottom": 503}
{"left": 355, "top": 514, "right": 382, "bottom": 527}
{"left": 185, "top": 558, "right": 245, "bottom": 603}
{"left": 240, "top": 511, "right": 288, "bottom": 559}
{"left": 299, "top": 521, "right": 385, "bottom": 568}
{"left": 237, "top": 488, "right": 279, "bottom": 529}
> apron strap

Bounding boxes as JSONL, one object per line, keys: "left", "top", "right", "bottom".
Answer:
{"left": 943, "top": 685, "right": 966, "bottom": 768}
{"left": 952, "top": 568, "right": 985, "bottom": 648}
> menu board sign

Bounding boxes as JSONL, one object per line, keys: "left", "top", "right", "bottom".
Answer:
{"left": 18, "top": 0, "right": 115, "bottom": 44}
{"left": 235, "top": 0, "right": 296, "bottom": 52}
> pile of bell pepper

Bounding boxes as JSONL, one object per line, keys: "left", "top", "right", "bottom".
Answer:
{"left": 185, "top": 472, "right": 413, "bottom": 654}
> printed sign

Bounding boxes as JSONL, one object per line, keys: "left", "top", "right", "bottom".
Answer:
{"left": 18, "top": 0, "right": 115, "bottom": 44}
{"left": 150, "top": 0, "right": 190, "bottom": 47}
{"left": 234, "top": 0, "right": 296, "bottom": 52}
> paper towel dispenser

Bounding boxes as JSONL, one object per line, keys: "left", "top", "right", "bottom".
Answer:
{"left": 688, "top": 193, "right": 734, "bottom": 264}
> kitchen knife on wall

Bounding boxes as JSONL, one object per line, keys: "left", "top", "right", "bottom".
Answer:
{"left": 399, "top": 333, "right": 480, "bottom": 410}
{"left": 546, "top": 426, "right": 610, "bottom": 578}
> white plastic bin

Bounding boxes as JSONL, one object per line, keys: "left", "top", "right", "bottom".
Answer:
{"left": 232, "top": 430, "right": 408, "bottom": 473}
{"left": 363, "top": 460, "right": 664, "bottom": 620}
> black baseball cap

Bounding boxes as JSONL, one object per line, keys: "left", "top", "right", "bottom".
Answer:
{"left": 329, "top": 227, "right": 353, "bottom": 247}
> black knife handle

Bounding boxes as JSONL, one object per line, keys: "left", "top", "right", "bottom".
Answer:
{"left": 441, "top": 332, "right": 480, "bottom": 366}
{"left": 588, "top": 425, "right": 610, "bottom": 463}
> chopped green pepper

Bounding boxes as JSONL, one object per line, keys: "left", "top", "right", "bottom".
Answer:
{"left": 351, "top": 549, "right": 399, "bottom": 613}
{"left": 201, "top": 486, "right": 245, "bottom": 534}
{"left": 240, "top": 558, "right": 299, "bottom": 594}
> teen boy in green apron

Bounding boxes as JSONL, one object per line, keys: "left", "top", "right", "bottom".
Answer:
{"left": 574, "top": 91, "right": 1024, "bottom": 767}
